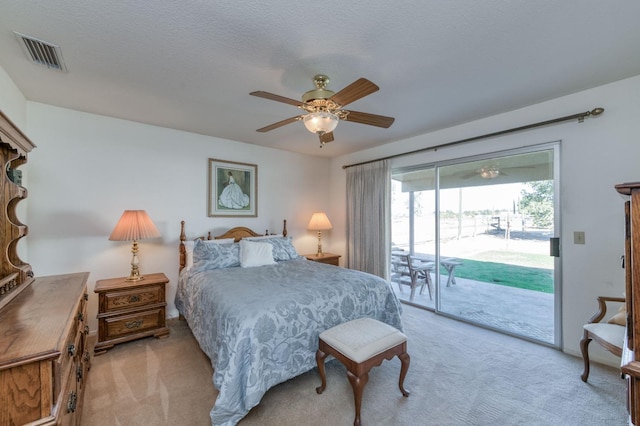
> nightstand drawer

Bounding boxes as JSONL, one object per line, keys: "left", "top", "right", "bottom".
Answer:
{"left": 104, "top": 285, "right": 164, "bottom": 312}
{"left": 103, "top": 308, "right": 165, "bottom": 340}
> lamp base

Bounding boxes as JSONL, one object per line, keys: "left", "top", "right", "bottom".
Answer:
{"left": 126, "top": 241, "right": 145, "bottom": 281}
{"left": 125, "top": 275, "right": 145, "bottom": 282}
{"left": 316, "top": 231, "right": 324, "bottom": 256}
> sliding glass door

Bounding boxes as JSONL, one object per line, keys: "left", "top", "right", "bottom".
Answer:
{"left": 391, "top": 167, "right": 436, "bottom": 309}
{"left": 391, "top": 144, "right": 559, "bottom": 345}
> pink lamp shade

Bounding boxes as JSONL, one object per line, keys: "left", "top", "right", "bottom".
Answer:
{"left": 307, "top": 212, "right": 333, "bottom": 231}
{"left": 109, "top": 210, "right": 161, "bottom": 242}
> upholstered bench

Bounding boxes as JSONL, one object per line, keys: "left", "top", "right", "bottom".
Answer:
{"left": 315, "top": 317, "right": 410, "bottom": 426}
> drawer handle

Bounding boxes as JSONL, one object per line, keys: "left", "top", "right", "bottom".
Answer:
{"left": 76, "top": 364, "right": 83, "bottom": 382}
{"left": 84, "top": 293, "right": 88, "bottom": 301}
{"left": 68, "top": 343, "right": 76, "bottom": 357}
{"left": 77, "top": 312, "right": 84, "bottom": 321}
{"left": 125, "top": 319, "right": 143, "bottom": 329}
{"left": 84, "top": 325, "right": 90, "bottom": 335}
{"left": 84, "top": 351, "right": 91, "bottom": 362}
{"left": 128, "top": 295, "right": 141, "bottom": 303}
{"left": 67, "top": 391, "right": 77, "bottom": 413}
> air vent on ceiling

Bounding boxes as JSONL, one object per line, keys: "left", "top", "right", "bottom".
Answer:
{"left": 14, "top": 32, "right": 68, "bottom": 72}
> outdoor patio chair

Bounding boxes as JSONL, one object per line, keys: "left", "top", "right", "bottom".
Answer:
{"left": 579, "top": 295, "right": 626, "bottom": 382}
{"left": 391, "top": 253, "right": 434, "bottom": 301}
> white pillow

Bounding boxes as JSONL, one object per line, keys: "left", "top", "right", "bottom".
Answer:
{"left": 239, "top": 240, "right": 276, "bottom": 268}
{"left": 183, "top": 238, "right": 235, "bottom": 270}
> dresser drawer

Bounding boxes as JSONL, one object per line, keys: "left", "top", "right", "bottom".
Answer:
{"left": 102, "top": 308, "right": 165, "bottom": 340}
{"left": 103, "top": 285, "right": 164, "bottom": 312}
{"left": 56, "top": 355, "right": 79, "bottom": 426}
{"left": 55, "top": 295, "right": 86, "bottom": 402}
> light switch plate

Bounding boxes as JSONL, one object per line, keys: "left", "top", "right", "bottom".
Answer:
{"left": 574, "top": 231, "right": 585, "bottom": 244}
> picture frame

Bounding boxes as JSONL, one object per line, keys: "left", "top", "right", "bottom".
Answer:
{"left": 208, "top": 158, "right": 257, "bottom": 217}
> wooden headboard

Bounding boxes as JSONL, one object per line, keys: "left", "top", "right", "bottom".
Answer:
{"left": 179, "top": 220, "right": 288, "bottom": 272}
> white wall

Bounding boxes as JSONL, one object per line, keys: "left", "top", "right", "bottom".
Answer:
{"left": 24, "top": 103, "right": 332, "bottom": 331}
{"left": 0, "top": 65, "right": 27, "bottom": 129}
{"left": 330, "top": 75, "right": 640, "bottom": 365}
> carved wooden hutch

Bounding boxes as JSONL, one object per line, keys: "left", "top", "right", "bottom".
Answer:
{"left": 0, "top": 109, "right": 34, "bottom": 308}
{"left": 0, "top": 109, "right": 90, "bottom": 425}
{"left": 617, "top": 182, "right": 640, "bottom": 425}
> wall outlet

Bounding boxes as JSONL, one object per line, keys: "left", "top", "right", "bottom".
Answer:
{"left": 574, "top": 231, "right": 586, "bottom": 244}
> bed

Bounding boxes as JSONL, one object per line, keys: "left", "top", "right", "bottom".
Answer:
{"left": 174, "top": 220, "right": 403, "bottom": 425}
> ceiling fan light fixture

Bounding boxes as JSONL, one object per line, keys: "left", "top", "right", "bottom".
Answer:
{"left": 480, "top": 167, "right": 499, "bottom": 179}
{"left": 303, "top": 111, "right": 339, "bottom": 135}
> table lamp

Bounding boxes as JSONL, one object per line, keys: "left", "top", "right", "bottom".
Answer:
{"left": 109, "top": 210, "right": 161, "bottom": 281}
{"left": 307, "top": 212, "right": 333, "bottom": 256}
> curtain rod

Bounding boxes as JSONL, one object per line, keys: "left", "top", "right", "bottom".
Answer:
{"left": 342, "top": 107, "right": 604, "bottom": 169}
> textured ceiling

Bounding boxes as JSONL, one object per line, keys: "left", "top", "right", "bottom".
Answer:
{"left": 0, "top": 1, "right": 639, "bottom": 157}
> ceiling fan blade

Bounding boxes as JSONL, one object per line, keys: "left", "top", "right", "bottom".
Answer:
{"left": 344, "top": 110, "right": 395, "bottom": 128}
{"left": 256, "top": 116, "right": 301, "bottom": 132}
{"left": 250, "top": 91, "right": 303, "bottom": 107}
{"left": 319, "top": 132, "right": 334, "bottom": 144}
{"left": 330, "top": 78, "right": 379, "bottom": 107}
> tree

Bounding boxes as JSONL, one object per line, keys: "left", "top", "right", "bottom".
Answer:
{"left": 520, "top": 181, "right": 553, "bottom": 228}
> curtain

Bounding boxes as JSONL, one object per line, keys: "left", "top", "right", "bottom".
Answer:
{"left": 346, "top": 159, "right": 390, "bottom": 278}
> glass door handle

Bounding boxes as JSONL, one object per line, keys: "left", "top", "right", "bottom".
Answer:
{"left": 549, "top": 237, "right": 560, "bottom": 257}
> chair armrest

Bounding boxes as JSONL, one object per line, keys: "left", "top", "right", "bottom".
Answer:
{"left": 588, "top": 296, "right": 626, "bottom": 324}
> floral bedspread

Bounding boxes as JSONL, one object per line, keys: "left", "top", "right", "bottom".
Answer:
{"left": 174, "top": 258, "right": 403, "bottom": 425}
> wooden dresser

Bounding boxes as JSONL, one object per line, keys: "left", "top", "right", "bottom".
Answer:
{"left": 0, "top": 272, "right": 90, "bottom": 426}
{"left": 616, "top": 182, "right": 640, "bottom": 425}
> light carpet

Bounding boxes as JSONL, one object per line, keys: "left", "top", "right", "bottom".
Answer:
{"left": 83, "top": 304, "right": 627, "bottom": 425}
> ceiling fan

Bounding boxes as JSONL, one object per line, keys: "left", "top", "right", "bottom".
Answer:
{"left": 250, "top": 74, "right": 395, "bottom": 147}
{"left": 461, "top": 165, "right": 537, "bottom": 179}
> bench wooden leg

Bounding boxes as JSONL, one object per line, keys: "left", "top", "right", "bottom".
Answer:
{"left": 347, "top": 370, "right": 369, "bottom": 426}
{"left": 315, "top": 348, "right": 328, "bottom": 394}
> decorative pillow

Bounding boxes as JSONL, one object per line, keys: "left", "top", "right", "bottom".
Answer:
{"left": 239, "top": 240, "right": 276, "bottom": 268}
{"left": 608, "top": 303, "right": 627, "bottom": 326}
{"left": 255, "top": 236, "right": 300, "bottom": 261}
{"left": 245, "top": 234, "right": 284, "bottom": 240}
{"left": 191, "top": 238, "right": 239, "bottom": 272}
{"left": 183, "top": 238, "right": 235, "bottom": 271}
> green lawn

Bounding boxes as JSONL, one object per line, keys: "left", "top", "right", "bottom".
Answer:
{"left": 453, "top": 257, "right": 554, "bottom": 293}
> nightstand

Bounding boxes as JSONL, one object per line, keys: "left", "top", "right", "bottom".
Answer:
{"left": 94, "top": 272, "right": 170, "bottom": 355}
{"left": 305, "top": 253, "right": 341, "bottom": 266}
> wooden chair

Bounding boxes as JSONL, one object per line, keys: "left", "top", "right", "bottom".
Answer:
{"left": 391, "top": 253, "right": 434, "bottom": 301}
{"left": 580, "top": 296, "right": 626, "bottom": 382}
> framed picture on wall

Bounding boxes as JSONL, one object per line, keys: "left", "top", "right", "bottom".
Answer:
{"left": 208, "top": 158, "right": 257, "bottom": 217}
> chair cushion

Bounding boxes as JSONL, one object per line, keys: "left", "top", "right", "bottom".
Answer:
{"left": 320, "top": 318, "right": 406, "bottom": 363}
{"left": 584, "top": 323, "right": 625, "bottom": 348}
